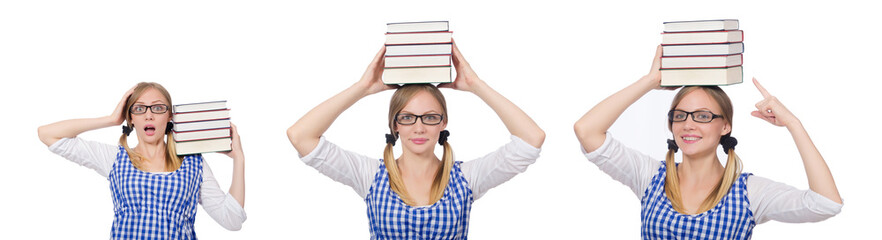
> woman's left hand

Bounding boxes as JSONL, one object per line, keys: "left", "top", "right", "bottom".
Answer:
{"left": 222, "top": 123, "right": 245, "bottom": 160}
{"left": 438, "top": 40, "right": 485, "bottom": 92}
{"left": 751, "top": 78, "right": 800, "bottom": 128}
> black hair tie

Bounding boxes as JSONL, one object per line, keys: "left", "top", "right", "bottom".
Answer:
{"left": 438, "top": 130, "right": 450, "bottom": 145}
{"left": 720, "top": 134, "right": 738, "bottom": 154}
{"left": 166, "top": 122, "right": 174, "bottom": 134}
{"left": 667, "top": 139, "right": 679, "bottom": 153}
{"left": 385, "top": 133, "right": 397, "bottom": 146}
{"left": 122, "top": 125, "right": 133, "bottom": 136}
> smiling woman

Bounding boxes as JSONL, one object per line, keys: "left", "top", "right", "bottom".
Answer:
{"left": 36, "top": 82, "right": 248, "bottom": 239}
{"left": 573, "top": 46, "right": 843, "bottom": 239}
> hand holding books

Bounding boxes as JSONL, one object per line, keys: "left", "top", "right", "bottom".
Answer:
{"left": 356, "top": 46, "right": 398, "bottom": 96}
{"left": 438, "top": 41, "right": 483, "bottom": 93}
{"left": 220, "top": 123, "right": 245, "bottom": 160}
{"left": 642, "top": 45, "right": 679, "bottom": 91}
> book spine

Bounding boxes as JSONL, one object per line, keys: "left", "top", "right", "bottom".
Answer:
{"left": 385, "top": 31, "right": 452, "bottom": 35}
{"left": 172, "top": 117, "right": 232, "bottom": 124}
{"left": 173, "top": 108, "right": 230, "bottom": 115}
{"left": 174, "top": 136, "right": 232, "bottom": 142}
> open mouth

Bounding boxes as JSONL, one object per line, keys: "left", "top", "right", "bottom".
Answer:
{"left": 144, "top": 124, "right": 156, "bottom": 136}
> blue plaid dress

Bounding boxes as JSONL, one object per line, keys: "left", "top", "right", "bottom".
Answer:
{"left": 365, "top": 160, "right": 473, "bottom": 240}
{"left": 641, "top": 161, "right": 755, "bottom": 239}
{"left": 108, "top": 146, "right": 203, "bottom": 239}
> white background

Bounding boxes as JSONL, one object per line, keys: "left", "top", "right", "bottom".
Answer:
{"left": 1, "top": 0, "right": 878, "bottom": 239}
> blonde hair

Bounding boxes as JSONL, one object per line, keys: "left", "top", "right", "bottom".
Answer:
{"left": 665, "top": 86, "right": 742, "bottom": 214}
{"left": 384, "top": 84, "right": 453, "bottom": 206}
{"left": 118, "top": 82, "right": 182, "bottom": 172}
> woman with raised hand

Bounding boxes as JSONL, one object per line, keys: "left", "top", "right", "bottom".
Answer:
{"left": 288, "top": 42, "right": 544, "bottom": 239}
{"left": 574, "top": 46, "right": 842, "bottom": 239}
{"left": 38, "top": 82, "right": 246, "bottom": 239}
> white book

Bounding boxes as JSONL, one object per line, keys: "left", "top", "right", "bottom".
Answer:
{"left": 661, "top": 54, "right": 742, "bottom": 69}
{"left": 175, "top": 138, "right": 232, "bottom": 155}
{"left": 173, "top": 109, "right": 230, "bottom": 123}
{"left": 385, "top": 32, "right": 452, "bottom": 45}
{"left": 385, "top": 55, "right": 451, "bottom": 68}
{"left": 386, "top": 44, "right": 452, "bottom": 56}
{"left": 664, "top": 19, "right": 739, "bottom": 32}
{"left": 173, "top": 100, "right": 227, "bottom": 113}
{"left": 383, "top": 67, "right": 452, "bottom": 84}
{"left": 661, "top": 66, "right": 743, "bottom": 86}
{"left": 387, "top": 21, "right": 448, "bottom": 33}
{"left": 662, "top": 30, "right": 743, "bottom": 45}
{"left": 662, "top": 42, "right": 744, "bottom": 56}
{"left": 173, "top": 119, "right": 231, "bottom": 132}
{"left": 173, "top": 128, "right": 231, "bottom": 142}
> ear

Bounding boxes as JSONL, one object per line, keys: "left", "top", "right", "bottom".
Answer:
{"left": 722, "top": 123, "right": 732, "bottom": 136}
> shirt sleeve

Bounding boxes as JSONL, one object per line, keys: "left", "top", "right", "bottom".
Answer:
{"left": 461, "top": 135, "right": 541, "bottom": 200}
{"left": 199, "top": 157, "right": 247, "bottom": 231}
{"left": 47, "top": 137, "right": 119, "bottom": 178}
{"left": 747, "top": 175, "right": 843, "bottom": 224}
{"left": 582, "top": 132, "right": 661, "bottom": 199}
{"left": 299, "top": 136, "right": 380, "bottom": 199}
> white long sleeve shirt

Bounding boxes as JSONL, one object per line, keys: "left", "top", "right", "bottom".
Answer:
{"left": 583, "top": 133, "right": 842, "bottom": 224}
{"left": 49, "top": 137, "right": 247, "bottom": 230}
{"left": 300, "top": 135, "right": 541, "bottom": 201}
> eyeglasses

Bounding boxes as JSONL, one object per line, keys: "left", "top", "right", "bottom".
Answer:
{"left": 130, "top": 104, "right": 169, "bottom": 114}
{"left": 395, "top": 113, "right": 443, "bottom": 125}
{"left": 668, "top": 110, "right": 722, "bottom": 123}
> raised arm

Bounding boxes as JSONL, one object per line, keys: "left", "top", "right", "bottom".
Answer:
{"left": 438, "top": 42, "right": 545, "bottom": 148}
{"left": 574, "top": 46, "right": 665, "bottom": 152}
{"left": 221, "top": 123, "right": 246, "bottom": 207}
{"left": 287, "top": 47, "right": 396, "bottom": 156}
{"left": 750, "top": 78, "right": 842, "bottom": 204}
{"left": 38, "top": 87, "right": 133, "bottom": 146}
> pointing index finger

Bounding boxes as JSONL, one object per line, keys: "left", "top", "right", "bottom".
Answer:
{"left": 753, "top": 77, "right": 772, "bottom": 98}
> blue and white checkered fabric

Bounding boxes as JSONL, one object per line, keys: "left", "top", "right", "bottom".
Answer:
{"left": 365, "top": 160, "right": 473, "bottom": 240}
{"left": 641, "top": 161, "right": 755, "bottom": 239}
{"left": 108, "top": 146, "right": 203, "bottom": 239}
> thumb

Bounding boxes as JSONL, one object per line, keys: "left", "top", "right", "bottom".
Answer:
{"left": 751, "top": 111, "right": 775, "bottom": 124}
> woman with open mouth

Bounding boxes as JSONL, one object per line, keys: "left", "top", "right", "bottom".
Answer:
{"left": 38, "top": 82, "right": 246, "bottom": 239}
{"left": 287, "top": 42, "right": 545, "bottom": 239}
{"left": 574, "top": 46, "right": 843, "bottom": 239}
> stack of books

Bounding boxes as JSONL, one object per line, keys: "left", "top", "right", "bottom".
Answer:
{"left": 172, "top": 100, "right": 232, "bottom": 155}
{"left": 660, "top": 19, "right": 743, "bottom": 86}
{"left": 383, "top": 21, "right": 453, "bottom": 84}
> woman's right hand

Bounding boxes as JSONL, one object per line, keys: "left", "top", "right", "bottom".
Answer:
{"left": 38, "top": 86, "right": 136, "bottom": 147}
{"left": 109, "top": 86, "right": 135, "bottom": 125}
{"left": 644, "top": 45, "right": 678, "bottom": 91}
{"left": 356, "top": 46, "right": 397, "bottom": 96}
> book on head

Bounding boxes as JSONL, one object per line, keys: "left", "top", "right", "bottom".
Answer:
{"left": 662, "top": 42, "right": 744, "bottom": 56}
{"left": 662, "top": 30, "right": 743, "bottom": 45}
{"left": 387, "top": 21, "right": 449, "bottom": 33}
{"left": 660, "top": 66, "right": 743, "bottom": 86}
{"left": 383, "top": 21, "right": 453, "bottom": 84}
{"left": 661, "top": 54, "right": 742, "bottom": 69}
{"left": 664, "top": 19, "right": 739, "bottom": 32}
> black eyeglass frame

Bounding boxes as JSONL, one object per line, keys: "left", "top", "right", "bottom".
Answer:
{"left": 130, "top": 104, "right": 170, "bottom": 115}
{"left": 668, "top": 109, "right": 723, "bottom": 123}
{"left": 395, "top": 113, "right": 444, "bottom": 125}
